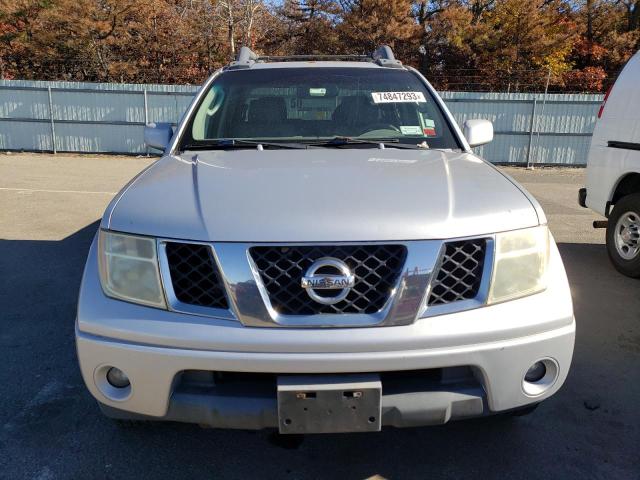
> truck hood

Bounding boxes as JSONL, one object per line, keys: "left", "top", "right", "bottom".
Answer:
{"left": 104, "top": 149, "right": 540, "bottom": 242}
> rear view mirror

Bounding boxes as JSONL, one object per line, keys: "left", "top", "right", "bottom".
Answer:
{"left": 463, "top": 119, "right": 493, "bottom": 148}
{"left": 144, "top": 123, "right": 173, "bottom": 151}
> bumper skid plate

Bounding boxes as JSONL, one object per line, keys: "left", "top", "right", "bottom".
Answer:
{"left": 277, "top": 374, "right": 382, "bottom": 434}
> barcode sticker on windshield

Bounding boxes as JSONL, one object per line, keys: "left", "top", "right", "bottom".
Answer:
{"left": 371, "top": 92, "right": 426, "bottom": 103}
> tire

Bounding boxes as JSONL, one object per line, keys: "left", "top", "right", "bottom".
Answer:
{"left": 606, "top": 193, "right": 640, "bottom": 278}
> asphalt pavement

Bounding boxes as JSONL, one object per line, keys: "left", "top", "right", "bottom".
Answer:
{"left": 0, "top": 153, "right": 638, "bottom": 479}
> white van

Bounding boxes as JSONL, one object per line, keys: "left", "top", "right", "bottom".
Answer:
{"left": 580, "top": 50, "right": 640, "bottom": 277}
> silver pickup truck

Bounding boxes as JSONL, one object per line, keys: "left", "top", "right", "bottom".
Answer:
{"left": 76, "top": 46, "right": 575, "bottom": 434}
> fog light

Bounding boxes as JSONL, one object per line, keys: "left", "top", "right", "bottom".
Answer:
{"left": 106, "top": 367, "right": 130, "bottom": 388}
{"left": 525, "top": 361, "right": 547, "bottom": 383}
{"left": 522, "top": 358, "right": 559, "bottom": 397}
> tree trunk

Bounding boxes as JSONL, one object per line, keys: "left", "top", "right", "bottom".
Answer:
{"left": 245, "top": 14, "right": 254, "bottom": 47}
{"left": 227, "top": 2, "right": 236, "bottom": 57}
{"left": 586, "top": 0, "right": 593, "bottom": 41}
{"left": 630, "top": 1, "right": 640, "bottom": 31}
{"left": 586, "top": 0, "right": 593, "bottom": 65}
{"left": 228, "top": 18, "right": 236, "bottom": 56}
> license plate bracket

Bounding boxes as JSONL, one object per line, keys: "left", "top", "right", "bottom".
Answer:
{"left": 277, "top": 374, "right": 382, "bottom": 434}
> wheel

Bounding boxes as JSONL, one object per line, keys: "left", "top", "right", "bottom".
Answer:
{"left": 606, "top": 193, "right": 640, "bottom": 277}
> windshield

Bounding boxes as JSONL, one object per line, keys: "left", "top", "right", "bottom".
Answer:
{"left": 181, "top": 67, "right": 461, "bottom": 149}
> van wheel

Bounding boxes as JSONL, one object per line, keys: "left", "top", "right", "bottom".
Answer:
{"left": 606, "top": 193, "right": 640, "bottom": 277}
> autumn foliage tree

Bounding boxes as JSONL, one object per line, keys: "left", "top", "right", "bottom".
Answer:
{"left": 0, "top": 0, "right": 639, "bottom": 90}
{"left": 266, "top": 0, "right": 341, "bottom": 54}
{"left": 564, "top": 0, "right": 640, "bottom": 90}
{"left": 337, "top": 0, "right": 419, "bottom": 54}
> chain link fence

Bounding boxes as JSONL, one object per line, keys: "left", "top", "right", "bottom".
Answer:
{"left": 0, "top": 79, "right": 604, "bottom": 164}
{"left": 427, "top": 68, "right": 617, "bottom": 94}
{"left": 4, "top": 60, "right": 620, "bottom": 94}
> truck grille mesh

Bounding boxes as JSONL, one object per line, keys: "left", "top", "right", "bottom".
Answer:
{"left": 165, "top": 242, "right": 229, "bottom": 309}
{"left": 250, "top": 245, "right": 407, "bottom": 315}
{"left": 428, "top": 239, "right": 487, "bottom": 306}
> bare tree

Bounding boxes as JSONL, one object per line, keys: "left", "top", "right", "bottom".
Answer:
{"left": 241, "top": 0, "right": 262, "bottom": 48}
{"left": 217, "top": 0, "right": 237, "bottom": 56}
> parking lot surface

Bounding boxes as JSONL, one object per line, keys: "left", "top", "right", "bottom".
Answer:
{"left": 1, "top": 153, "right": 639, "bottom": 480}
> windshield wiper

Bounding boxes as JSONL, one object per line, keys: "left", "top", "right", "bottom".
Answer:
{"left": 308, "top": 136, "right": 427, "bottom": 149}
{"left": 182, "top": 139, "right": 308, "bottom": 150}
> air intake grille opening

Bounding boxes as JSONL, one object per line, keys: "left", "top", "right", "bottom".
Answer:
{"left": 427, "top": 239, "right": 487, "bottom": 306}
{"left": 250, "top": 245, "right": 407, "bottom": 315}
{"left": 165, "top": 242, "right": 229, "bottom": 309}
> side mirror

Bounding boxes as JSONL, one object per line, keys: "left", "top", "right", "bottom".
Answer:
{"left": 463, "top": 119, "right": 493, "bottom": 148}
{"left": 144, "top": 123, "right": 173, "bottom": 151}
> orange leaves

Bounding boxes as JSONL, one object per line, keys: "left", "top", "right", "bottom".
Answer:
{"left": 0, "top": 0, "right": 637, "bottom": 91}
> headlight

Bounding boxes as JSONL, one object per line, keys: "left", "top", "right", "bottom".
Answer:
{"left": 97, "top": 230, "right": 166, "bottom": 308}
{"left": 488, "top": 225, "right": 549, "bottom": 304}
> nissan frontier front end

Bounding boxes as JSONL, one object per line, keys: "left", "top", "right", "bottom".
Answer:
{"left": 76, "top": 46, "right": 575, "bottom": 434}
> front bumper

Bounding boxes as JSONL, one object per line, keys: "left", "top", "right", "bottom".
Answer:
{"left": 78, "top": 322, "right": 574, "bottom": 429}
{"left": 76, "top": 236, "right": 575, "bottom": 429}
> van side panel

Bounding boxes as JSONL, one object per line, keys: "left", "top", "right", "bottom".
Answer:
{"left": 586, "top": 51, "right": 640, "bottom": 216}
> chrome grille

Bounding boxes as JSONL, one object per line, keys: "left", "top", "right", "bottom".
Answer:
{"left": 428, "top": 239, "right": 487, "bottom": 306}
{"left": 165, "top": 242, "right": 229, "bottom": 309}
{"left": 249, "top": 245, "right": 407, "bottom": 315}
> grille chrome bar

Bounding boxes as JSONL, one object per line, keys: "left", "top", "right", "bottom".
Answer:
{"left": 155, "top": 238, "right": 493, "bottom": 327}
{"left": 216, "top": 241, "right": 441, "bottom": 328}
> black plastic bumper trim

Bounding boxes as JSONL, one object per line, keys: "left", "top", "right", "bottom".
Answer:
{"left": 608, "top": 140, "right": 640, "bottom": 151}
{"left": 98, "top": 383, "right": 487, "bottom": 430}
